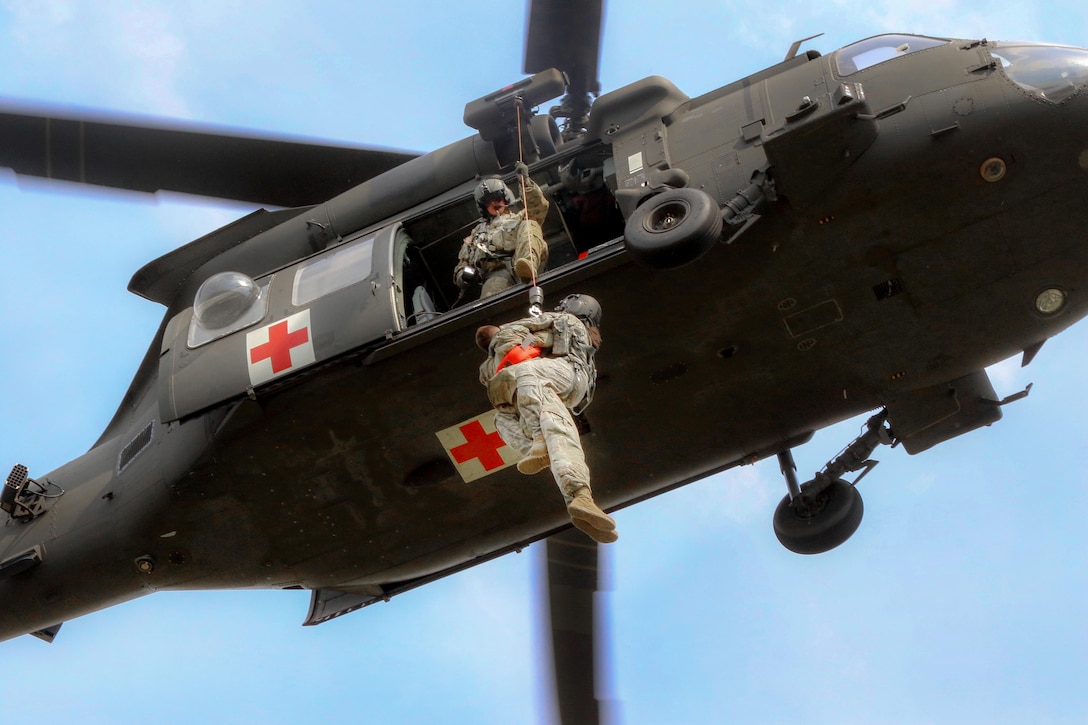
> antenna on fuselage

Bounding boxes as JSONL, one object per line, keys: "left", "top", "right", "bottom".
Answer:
{"left": 784, "top": 33, "right": 824, "bottom": 60}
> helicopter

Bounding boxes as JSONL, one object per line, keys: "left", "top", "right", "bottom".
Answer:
{"left": 2, "top": 1, "right": 1088, "bottom": 722}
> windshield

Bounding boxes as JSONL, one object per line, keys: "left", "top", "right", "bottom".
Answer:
{"left": 990, "top": 42, "right": 1088, "bottom": 103}
{"left": 836, "top": 34, "right": 949, "bottom": 75}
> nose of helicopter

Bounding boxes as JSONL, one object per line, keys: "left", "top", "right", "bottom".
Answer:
{"left": 987, "top": 41, "right": 1088, "bottom": 104}
{"left": 979, "top": 40, "right": 1088, "bottom": 190}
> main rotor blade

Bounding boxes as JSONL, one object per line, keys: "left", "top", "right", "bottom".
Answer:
{"left": 0, "top": 104, "right": 417, "bottom": 208}
{"left": 546, "top": 528, "right": 602, "bottom": 725}
{"left": 523, "top": 0, "right": 604, "bottom": 100}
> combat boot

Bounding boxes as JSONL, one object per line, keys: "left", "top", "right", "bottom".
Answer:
{"left": 516, "top": 436, "right": 550, "bottom": 475}
{"left": 514, "top": 252, "right": 538, "bottom": 283}
{"left": 571, "top": 517, "right": 619, "bottom": 544}
{"left": 567, "top": 487, "right": 618, "bottom": 544}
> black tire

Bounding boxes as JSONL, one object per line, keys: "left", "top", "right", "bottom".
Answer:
{"left": 623, "top": 187, "right": 723, "bottom": 269}
{"left": 773, "top": 478, "right": 864, "bottom": 555}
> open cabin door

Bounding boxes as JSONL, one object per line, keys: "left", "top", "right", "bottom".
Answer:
{"left": 158, "top": 224, "right": 407, "bottom": 422}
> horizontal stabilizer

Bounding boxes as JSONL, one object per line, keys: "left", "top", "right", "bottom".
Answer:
{"left": 303, "top": 587, "right": 384, "bottom": 627}
{"left": 30, "top": 623, "right": 62, "bottom": 643}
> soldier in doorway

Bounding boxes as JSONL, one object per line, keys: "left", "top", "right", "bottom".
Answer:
{"left": 455, "top": 162, "right": 550, "bottom": 298}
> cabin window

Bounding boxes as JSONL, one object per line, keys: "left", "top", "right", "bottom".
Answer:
{"left": 835, "top": 35, "right": 948, "bottom": 75}
{"left": 188, "top": 271, "right": 269, "bottom": 348}
{"left": 991, "top": 42, "right": 1088, "bottom": 103}
{"left": 293, "top": 236, "right": 375, "bottom": 306}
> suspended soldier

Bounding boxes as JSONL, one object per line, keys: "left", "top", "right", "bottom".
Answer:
{"left": 475, "top": 294, "right": 615, "bottom": 543}
{"left": 455, "top": 162, "right": 550, "bottom": 298}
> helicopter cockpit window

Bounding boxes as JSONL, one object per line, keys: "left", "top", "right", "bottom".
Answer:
{"left": 292, "top": 236, "right": 375, "bottom": 307}
{"left": 835, "top": 34, "right": 948, "bottom": 75}
{"left": 990, "top": 42, "right": 1088, "bottom": 103}
{"left": 188, "top": 271, "right": 269, "bottom": 348}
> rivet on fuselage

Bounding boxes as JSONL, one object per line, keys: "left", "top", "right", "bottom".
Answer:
{"left": 980, "top": 157, "right": 1007, "bottom": 182}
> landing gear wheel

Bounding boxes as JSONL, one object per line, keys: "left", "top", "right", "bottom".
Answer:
{"left": 623, "top": 187, "right": 723, "bottom": 269}
{"left": 773, "top": 477, "right": 864, "bottom": 555}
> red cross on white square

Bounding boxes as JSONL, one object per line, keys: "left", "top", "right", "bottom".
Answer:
{"left": 246, "top": 309, "right": 316, "bottom": 386}
{"left": 436, "top": 409, "right": 517, "bottom": 483}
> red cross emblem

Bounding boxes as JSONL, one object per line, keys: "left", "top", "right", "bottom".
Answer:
{"left": 246, "top": 310, "right": 316, "bottom": 386}
{"left": 436, "top": 410, "right": 516, "bottom": 482}
{"left": 450, "top": 420, "right": 506, "bottom": 471}
{"left": 250, "top": 321, "right": 309, "bottom": 373}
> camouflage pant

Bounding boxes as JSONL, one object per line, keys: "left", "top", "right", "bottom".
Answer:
{"left": 493, "top": 357, "right": 590, "bottom": 503}
{"left": 478, "top": 219, "right": 550, "bottom": 298}
{"left": 480, "top": 264, "right": 517, "bottom": 297}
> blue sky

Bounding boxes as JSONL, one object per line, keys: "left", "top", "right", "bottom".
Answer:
{"left": 1, "top": 1, "right": 1087, "bottom": 723}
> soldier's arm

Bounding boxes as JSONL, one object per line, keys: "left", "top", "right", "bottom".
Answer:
{"left": 453, "top": 237, "right": 472, "bottom": 284}
{"left": 497, "top": 320, "right": 553, "bottom": 351}
{"left": 563, "top": 314, "right": 600, "bottom": 353}
{"left": 492, "top": 324, "right": 528, "bottom": 350}
{"left": 522, "top": 179, "right": 550, "bottom": 225}
{"left": 587, "top": 326, "right": 602, "bottom": 350}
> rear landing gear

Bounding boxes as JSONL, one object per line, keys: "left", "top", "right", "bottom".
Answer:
{"left": 772, "top": 411, "right": 894, "bottom": 554}
{"left": 773, "top": 473, "right": 864, "bottom": 555}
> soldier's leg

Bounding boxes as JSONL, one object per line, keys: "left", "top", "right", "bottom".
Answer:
{"left": 567, "top": 490, "right": 618, "bottom": 544}
{"left": 542, "top": 405, "right": 616, "bottom": 543}
{"left": 493, "top": 409, "right": 532, "bottom": 458}
{"left": 495, "top": 404, "right": 546, "bottom": 478}
{"left": 538, "top": 398, "right": 590, "bottom": 503}
{"left": 515, "top": 435, "right": 550, "bottom": 475}
{"left": 513, "top": 220, "right": 548, "bottom": 283}
{"left": 516, "top": 361, "right": 616, "bottom": 542}
{"left": 513, "top": 360, "right": 585, "bottom": 496}
{"left": 481, "top": 268, "right": 516, "bottom": 297}
{"left": 504, "top": 366, "right": 549, "bottom": 475}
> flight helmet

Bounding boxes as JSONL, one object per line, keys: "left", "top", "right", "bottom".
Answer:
{"left": 474, "top": 177, "right": 516, "bottom": 217}
{"left": 555, "top": 294, "right": 602, "bottom": 329}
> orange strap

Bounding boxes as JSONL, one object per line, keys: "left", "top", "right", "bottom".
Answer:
{"left": 496, "top": 345, "right": 541, "bottom": 372}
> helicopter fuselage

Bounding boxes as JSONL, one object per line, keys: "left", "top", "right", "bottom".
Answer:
{"left": 4, "top": 34, "right": 1087, "bottom": 641}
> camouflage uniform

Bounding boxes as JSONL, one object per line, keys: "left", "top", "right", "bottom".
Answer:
{"left": 455, "top": 178, "right": 550, "bottom": 297}
{"left": 479, "top": 311, "right": 597, "bottom": 504}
